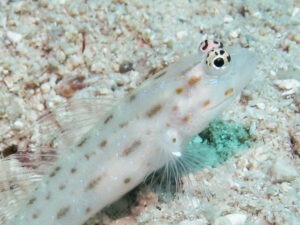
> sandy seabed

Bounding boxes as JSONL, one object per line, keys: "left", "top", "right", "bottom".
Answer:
{"left": 0, "top": 0, "right": 299, "bottom": 225}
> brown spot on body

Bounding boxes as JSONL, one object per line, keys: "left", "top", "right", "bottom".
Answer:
{"left": 119, "top": 122, "right": 128, "bottom": 128}
{"left": 172, "top": 105, "right": 179, "bottom": 111}
{"left": 225, "top": 88, "right": 234, "bottom": 96}
{"left": 50, "top": 166, "right": 61, "bottom": 178}
{"left": 86, "top": 207, "right": 91, "bottom": 213}
{"left": 188, "top": 76, "right": 202, "bottom": 86}
{"left": 32, "top": 212, "right": 39, "bottom": 219}
{"left": 203, "top": 99, "right": 211, "bottom": 107}
{"left": 85, "top": 175, "right": 103, "bottom": 191}
{"left": 57, "top": 206, "right": 70, "bottom": 219}
{"left": 129, "top": 94, "right": 136, "bottom": 101}
{"left": 84, "top": 151, "right": 96, "bottom": 160}
{"left": 122, "top": 140, "right": 142, "bottom": 157}
{"left": 59, "top": 184, "right": 66, "bottom": 190}
{"left": 70, "top": 167, "right": 77, "bottom": 173}
{"left": 124, "top": 178, "right": 131, "bottom": 184}
{"left": 172, "top": 138, "right": 176, "bottom": 143}
{"left": 46, "top": 192, "right": 51, "bottom": 200}
{"left": 176, "top": 88, "right": 183, "bottom": 94}
{"left": 146, "top": 104, "right": 162, "bottom": 117}
{"left": 77, "top": 137, "right": 87, "bottom": 147}
{"left": 100, "top": 140, "right": 107, "bottom": 148}
{"left": 1, "top": 215, "right": 7, "bottom": 224}
{"left": 104, "top": 114, "right": 113, "bottom": 124}
{"left": 28, "top": 197, "right": 36, "bottom": 205}
{"left": 182, "top": 115, "right": 190, "bottom": 123}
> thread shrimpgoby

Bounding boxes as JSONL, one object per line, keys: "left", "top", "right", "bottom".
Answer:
{"left": 1, "top": 39, "right": 257, "bottom": 225}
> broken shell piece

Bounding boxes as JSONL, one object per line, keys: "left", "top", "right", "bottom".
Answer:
{"left": 214, "top": 213, "right": 247, "bottom": 225}
{"left": 6, "top": 30, "right": 23, "bottom": 43}
{"left": 269, "top": 156, "right": 298, "bottom": 183}
{"left": 274, "top": 79, "right": 300, "bottom": 95}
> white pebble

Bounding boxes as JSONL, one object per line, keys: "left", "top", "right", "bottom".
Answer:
{"left": 291, "top": 7, "right": 299, "bottom": 17}
{"left": 253, "top": 147, "right": 270, "bottom": 162}
{"left": 50, "top": 95, "right": 65, "bottom": 105}
{"left": 224, "top": 15, "right": 234, "bottom": 23}
{"left": 41, "top": 82, "right": 51, "bottom": 94}
{"left": 91, "top": 61, "right": 105, "bottom": 73}
{"left": 269, "top": 70, "right": 276, "bottom": 78}
{"left": 249, "top": 122, "right": 256, "bottom": 135}
{"left": 55, "top": 50, "right": 66, "bottom": 63}
{"left": 179, "top": 219, "right": 207, "bottom": 225}
{"left": 269, "top": 157, "right": 298, "bottom": 183}
{"left": 68, "top": 54, "right": 83, "bottom": 69}
{"left": 214, "top": 216, "right": 231, "bottom": 225}
{"left": 229, "top": 30, "right": 239, "bottom": 38}
{"left": 12, "top": 120, "right": 24, "bottom": 130}
{"left": 255, "top": 102, "right": 265, "bottom": 110}
{"left": 274, "top": 79, "right": 300, "bottom": 90}
{"left": 176, "top": 30, "right": 188, "bottom": 40}
{"left": 214, "top": 214, "right": 247, "bottom": 225}
{"left": 225, "top": 214, "right": 247, "bottom": 225}
{"left": 6, "top": 30, "right": 23, "bottom": 43}
{"left": 4, "top": 76, "right": 14, "bottom": 88}
{"left": 36, "top": 103, "right": 45, "bottom": 111}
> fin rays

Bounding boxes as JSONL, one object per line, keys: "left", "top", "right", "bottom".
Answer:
{"left": 0, "top": 95, "right": 118, "bottom": 223}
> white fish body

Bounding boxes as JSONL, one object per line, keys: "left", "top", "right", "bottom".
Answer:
{"left": 2, "top": 40, "right": 256, "bottom": 225}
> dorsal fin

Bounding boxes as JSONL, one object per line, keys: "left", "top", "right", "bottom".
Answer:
{"left": 0, "top": 94, "right": 118, "bottom": 224}
{"left": 30, "top": 95, "right": 117, "bottom": 151}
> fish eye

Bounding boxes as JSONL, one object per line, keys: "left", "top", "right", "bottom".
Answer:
{"left": 205, "top": 48, "right": 231, "bottom": 70}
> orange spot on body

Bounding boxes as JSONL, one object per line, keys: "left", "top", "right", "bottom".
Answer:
{"left": 146, "top": 104, "right": 162, "bottom": 117}
{"left": 182, "top": 115, "right": 190, "bottom": 123}
{"left": 57, "top": 206, "right": 70, "bottom": 219}
{"left": 172, "top": 105, "right": 179, "bottom": 111}
{"left": 100, "top": 140, "right": 107, "bottom": 148}
{"left": 225, "top": 88, "right": 234, "bottom": 96}
{"left": 188, "top": 76, "right": 202, "bottom": 86}
{"left": 176, "top": 88, "right": 183, "bottom": 94}
{"left": 203, "top": 99, "right": 211, "bottom": 107}
{"left": 122, "top": 140, "right": 142, "bottom": 157}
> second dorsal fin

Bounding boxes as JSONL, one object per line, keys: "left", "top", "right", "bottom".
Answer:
{"left": 0, "top": 94, "right": 119, "bottom": 224}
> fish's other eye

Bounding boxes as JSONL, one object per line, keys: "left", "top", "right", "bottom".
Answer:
{"left": 205, "top": 48, "right": 231, "bottom": 70}
{"left": 199, "top": 39, "right": 224, "bottom": 53}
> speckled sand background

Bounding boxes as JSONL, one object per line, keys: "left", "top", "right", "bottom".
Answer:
{"left": 0, "top": 0, "right": 299, "bottom": 225}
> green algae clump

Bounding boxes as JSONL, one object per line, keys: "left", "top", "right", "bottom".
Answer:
{"left": 198, "top": 118, "right": 251, "bottom": 164}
